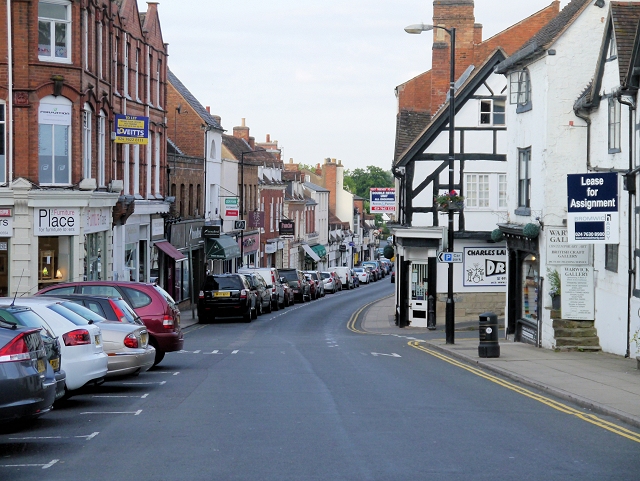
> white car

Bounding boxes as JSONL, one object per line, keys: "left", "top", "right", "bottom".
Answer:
{"left": 0, "top": 297, "right": 108, "bottom": 395}
{"left": 61, "top": 301, "right": 155, "bottom": 378}
{"left": 354, "top": 268, "right": 370, "bottom": 284}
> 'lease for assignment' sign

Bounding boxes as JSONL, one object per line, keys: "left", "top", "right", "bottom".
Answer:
{"left": 370, "top": 188, "right": 395, "bottom": 213}
{"left": 114, "top": 114, "right": 149, "bottom": 145}
{"left": 567, "top": 172, "right": 618, "bottom": 244}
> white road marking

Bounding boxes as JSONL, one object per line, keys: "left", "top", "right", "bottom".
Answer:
{"left": 193, "top": 350, "right": 201, "bottom": 354}
{"left": 231, "top": 350, "right": 239, "bottom": 354}
{"left": 371, "top": 352, "right": 401, "bottom": 358}
{"left": 205, "top": 350, "right": 221, "bottom": 354}
{"left": 92, "top": 393, "right": 149, "bottom": 399}
{"left": 1, "top": 460, "right": 59, "bottom": 469}
{"left": 9, "top": 432, "right": 99, "bottom": 441}
{"left": 146, "top": 371, "right": 180, "bottom": 375}
{"left": 80, "top": 410, "right": 142, "bottom": 416}
{"left": 122, "top": 380, "right": 166, "bottom": 385}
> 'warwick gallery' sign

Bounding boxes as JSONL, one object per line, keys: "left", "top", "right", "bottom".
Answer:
{"left": 545, "top": 227, "right": 591, "bottom": 265}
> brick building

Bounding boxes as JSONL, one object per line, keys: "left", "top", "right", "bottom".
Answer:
{"left": 0, "top": 0, "right": 169, "bottom": 295}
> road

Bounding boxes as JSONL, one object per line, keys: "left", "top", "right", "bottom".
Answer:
{"left": 1, "top": 278, "right": 638, "bottom": 480}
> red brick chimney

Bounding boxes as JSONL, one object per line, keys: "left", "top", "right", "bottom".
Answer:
{"left": 233, "top": 118, "right": 250, "bottom": 142}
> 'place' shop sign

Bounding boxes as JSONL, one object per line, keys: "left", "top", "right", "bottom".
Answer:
{"left": 34, "top": 208, "right": 80, "bottom": 236}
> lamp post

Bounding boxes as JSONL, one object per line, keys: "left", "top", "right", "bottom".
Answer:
{"left": 405, "top": 23, "right": 456, "bottom": 344}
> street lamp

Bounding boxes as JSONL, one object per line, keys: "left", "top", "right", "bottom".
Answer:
{"left": 405, "top": 23, "right": 456, "bottom": 344}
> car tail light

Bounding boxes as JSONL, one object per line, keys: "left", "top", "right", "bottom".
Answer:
{"left": 109, "top": 300, "right": 128, "bottom": 323}
{"left": 123, "top": 333, "right": 139, "bottom": 349}
{"left": 63, "top": 329, "right": 91, "bottom": 346}
{"left": 240, "top": 289, "right": 248, "bottom": 300}
{"left": 162, "top": 315, "right": 174, "bottom": 329}
{"left": 0, "top": 332, "right": 36, "bottom": 362}
{"left": 199, "top": 290, "right": 205, "bottom": 299}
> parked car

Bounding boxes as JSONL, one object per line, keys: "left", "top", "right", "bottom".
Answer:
{"left": 305, "top": 271, "right": 325, "bottom": 297}
{"left": 0, "top": 306, "right": 66, "bottom": 401}
{"left": 279, "top": 269, "right": 310, "bottom": 302}
{"left": 46, "top": 294, "right": 145, "bottom": 326}
{"left": 391, "top": 270, "right": 395, "bottom": 283}
{"left": 0, "top": 297, "right": 108, "bottom": 397}
{"left": 37, "top": 281, "right": 183, "bottom": 366}
{"left": 0, "top": 321, "right": 56, "bottom": 425}
{"left": 304, "top": 273, "right": 319, "bottom": 300}
{"left": 380, "top": 258, "right": 393, "bottom": 272}
{"left": 242, "top": 273, "right": 272, "bottom": 315}
{"left": 60, "top": 302, "right": 155, "bottom": 378}
{"left": 350, "top": 269, "right": 360, "bottom": 288}
{"left": 321, "top": 271, "right": 337, "bottom": 293}
{"left": 238, "top": 267, "right": 285, "bottom": 310}
{"left": 280, "top": 279, "right": 295, "bottom": 306}
{"left": 354, "top": 267, "right": 370, "bottom": 284}
{"left": 362, "top": 261, "right": 382, "bottom": 281}
{"left": 364, "top": 265, "right": 377, "bottom": 282}
{"left": 333, "top": 266, "right": 354, "bottom": 289}
{"left": 198, "top": 274, "right": 256, "bottom": 323}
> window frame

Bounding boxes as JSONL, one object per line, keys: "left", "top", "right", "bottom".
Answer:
{"left": 510, "top": 70, "right": 532, "bottom": 113}
{"left": 38, "top": 96, "right": 72, "bottom": 186}
{"left": 479, "top": 98, "right": 506, "bottom": 126}
{"left": 605, "top": 244, "right": 619, "bottom": 272}
{"left": 608, "top": 96, "right": 621, "bottom": 153}
{"left": 97, "top": 111, "right": 106, "bottom": 187}
{"left": 82, "top": 104, "right": 92, "bottom": 179}
{"left": 38, "top": 0, "right": 72, "bottom": 64}
{"left": 0, "top": 102, "right": 5, "bottom": 184}
{"left": 516, "top": 147, "right": 531, "bottom": 215}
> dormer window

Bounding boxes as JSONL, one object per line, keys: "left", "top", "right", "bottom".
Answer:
{"left": 510, "top": 70, "right": 531, "bottom": 113}
{"left": 479, "top": 99, "right": 506, "bottom": 126}
{"left": 608, "top": 33, "right": 617, "bottom": 60}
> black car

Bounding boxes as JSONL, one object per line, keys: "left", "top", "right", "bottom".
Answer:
{"left": 279, "top": 269, "right": 310, "bottom": 302}
{"left": 242, "top": 273, "right": 272, "bottom": 315}
{"left": 0, "top": 306, "right": 65, "bottom": 401}
{"left": 198, "top": 274, "right": 257, "bottom": 323}
{"left": 0, "top": 320, "right": 56, "bottom": 424}
{"left": 46, "top": 294, "right": 145, "bottom": 326}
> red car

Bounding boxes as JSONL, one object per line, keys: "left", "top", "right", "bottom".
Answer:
{"left": 36, "top": 281, "right": 183, "bottom": 365}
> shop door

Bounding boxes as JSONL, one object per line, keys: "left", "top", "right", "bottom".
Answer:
{"left": 410, "top": 263, "right": 429, "bottom": 326}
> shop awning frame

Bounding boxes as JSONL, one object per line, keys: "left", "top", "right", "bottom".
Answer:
{"left": 155, "top": 240, "right": 187, "bottom": 261}
{"left": 301, "top": 243, "right": 321, "bottom": 262}
{"left": 206, "top": 234, "right": 241, "bottom": 260}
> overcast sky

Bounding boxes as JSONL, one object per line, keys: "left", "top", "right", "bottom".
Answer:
{"left": 140, "top": 0, "right": 569, "bottom": 171}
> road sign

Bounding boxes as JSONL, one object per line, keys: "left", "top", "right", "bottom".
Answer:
{"left": 234, "top": 220, "right": 246, "bottom": 230}
{"left": 437, "top": 251, "right": 463, "bottom": 263}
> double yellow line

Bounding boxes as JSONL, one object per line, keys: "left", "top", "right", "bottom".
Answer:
{"left": 346, "top": 295, "right": 640, "bottom": 444}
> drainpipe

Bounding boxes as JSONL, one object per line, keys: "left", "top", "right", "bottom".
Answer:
{"left": 7, "top": 0, "right": 13, "bottom": 184}
{"left": 617, "top": 91, "right": 636, "bottom": 358}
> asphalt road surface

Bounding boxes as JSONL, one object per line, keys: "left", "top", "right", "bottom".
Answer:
{"left": 1, "top": 279, "right": 639, "bottom": 480}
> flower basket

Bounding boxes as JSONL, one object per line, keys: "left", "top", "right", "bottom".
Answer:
{"left": 437, "top": 201, "right": 465, "bottom": 212}
{"left": 435, "top": 191, "right": 464, "bottom": 212}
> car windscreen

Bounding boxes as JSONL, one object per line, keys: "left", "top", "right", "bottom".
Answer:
{"left": 280, "top": 271, "right": 299, "bottom": 282}
{"left": 60, "top": 301, "right": 107, "bottom": 323}
{"left": 47, "top": 303, "right": 92, "bottom": 326}
{"left": 354, "top": 268, "right": 364, "bottom": 273}
{"left": 320, "top": 272, "right": 330, "bottom": 279}
{"left": 203, "top": 276, "right": 244, "bottom": 291}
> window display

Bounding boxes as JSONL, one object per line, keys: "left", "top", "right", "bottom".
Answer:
{"left": 521, "top": 254, "right": 539, "bottom": 321}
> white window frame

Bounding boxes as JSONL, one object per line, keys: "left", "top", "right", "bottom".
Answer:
{"left": 154, "top": 132, "right": 161, "bottom": 195}
{"left": 498, "top": 174, "right": 507, "bottom": 208}
{"left": 608, "top": 96, "right": 621, "bottom": 152}
{"left": 38, "top": 0, "right": 72, "bottom": 63}
{"left": 465, "top": 174, "right": 490, "bottom": 208}
{"left": 135, "top": 47, "right": 140, "bottom": 101}
{"left": 113, "top": 35, "right": 119, "bottom": 93}
{"left": 38, "top": 96, "right": 72, "bottom": 186}
{"left": 82, "top": 103, "right": 92, "bottom": 179}
{"left": 82, "top": 9, "right": 88, "bottom": 70}
{"left": 479, "top": 99, "right": 506, "bottom": 126}
{"left": 0, "top": 102, "right": 5, "bottom": 183}
{"left": 97, "top": 111, "right": 106, "bottom": 187}
{"left": 609, "top": 33, "right": 617, "bottom": 59}
{"left": 509, "top": 70, "right": 531, "bottom": 111}
{"left": 147, "top": 50, "right": 152, "bottom": 106}
{"left": 518, "top": 148, "right": 531, "bottom": 209}
{"left": 97, "top": 22, "right": 103, "bottom": 79}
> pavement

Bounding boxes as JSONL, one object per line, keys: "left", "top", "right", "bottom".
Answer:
{"left": 179, "top": 296, "right": 640, "bottom": 430}
{"left": 361, "top": 295, "right": 640, "bottom": 430}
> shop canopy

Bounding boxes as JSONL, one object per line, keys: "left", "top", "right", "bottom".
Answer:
{"left": 310, "top": 244, "right": 326, "bottom": 258}
{"left": 155, "top": 241, "right": 187, "bottom": 261}
{"left": 206, "top": 235, "right": 241, "bottom": 260}
{"left": 301, "top": 243, "right": 321, "bottom": 262}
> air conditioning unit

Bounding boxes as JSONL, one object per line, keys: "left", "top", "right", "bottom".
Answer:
{"left": 108, "top": 179, "right": 124, "bottom": 193}
{"left": 79, "top": 178, "right": 97, "bottom": 191}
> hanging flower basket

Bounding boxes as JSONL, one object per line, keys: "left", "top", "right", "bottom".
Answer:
{"left": 491, "top": 228, "right": 504, "bottom": 242}
{"left": 523, "top": 223, "right": 540, "bottom": 239}
{"left": 435, "top": 191, "right": 464, "bottom": 212}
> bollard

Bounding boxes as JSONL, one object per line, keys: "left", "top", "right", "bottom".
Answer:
{"left": 478, "top": 312, "right": 500, "bottom": 358}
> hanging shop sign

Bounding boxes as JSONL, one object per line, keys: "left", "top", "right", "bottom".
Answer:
{"left": 35, "top": 208, "right": 80, "bottom": 236}
{"left": 463, "top": 247, "right": 507, "bottom": 287}
{"left": 560, "top": 266, "right": 595, "bottom": 320}
{"left": 224, "top": 198, "right": 239, "bottom": 218}
{"left": 279, "top": 221, "right": 295, "bottom": 238}
{"left": 567, "top": 173, "right": 619, "bottom": 244}
{"left": 370, "top": 188, "right": 396, "bottom": 213}
{"left": 265, "top": 242, "right": 277, "bottom": 254}
{"left": 113, "top": 114, "right": 149, "bottom": 145}
{"left": 203, "top": 225, "right": 221, "bottom": 238}
{"left": 545, "top": 227, "right": 591, "bottom": 265}
{"left": 248, "top": 211, "right": 265, "bottom": 228}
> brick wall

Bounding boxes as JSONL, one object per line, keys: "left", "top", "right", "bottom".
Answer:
{"left": 435, "top": 292, "right": 506, "bottom": 323}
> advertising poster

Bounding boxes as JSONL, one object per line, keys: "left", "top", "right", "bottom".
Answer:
{"left": 463, "top": 247, "right": 507, "bottom": 287}
{"left": 113, "top": 114, "right": 149, "bottom": 145}
{"left": 561, "top": 266, "right": 595, "bottom": 320}
{"left": 567, "top": 172, "right": 619, "bottom": 244}
{"left": 370, "top": 188, "right": 396, "bottom": 213}
{"left": 545, "top": 227, "right": 591, "bottom": 265}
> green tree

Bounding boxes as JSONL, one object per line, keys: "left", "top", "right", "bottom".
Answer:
{"left": 344, "top": 166, "right": 394, "bottom": 201}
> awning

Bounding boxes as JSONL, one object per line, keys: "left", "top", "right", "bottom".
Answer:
{"left": 206, "top": 234, "right": 241, "bottom": 260}
{"left": 301, "top": 243, "right": 321, "bottom": 262}
{"left": 155, "top": 241, "right": 187, "bottom": 261}
{"left": 310, "top": 244, "right": 326, "bottom": 258}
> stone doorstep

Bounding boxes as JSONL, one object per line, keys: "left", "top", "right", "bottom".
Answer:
{"left": 555, "top": 336, "right": 601, "bottom": 347}
{"left": 553, "top": 319, "right": 595, "bottom": 329}
{"left": 553, "top": 328, "right": 599, "bottom": 338}
{"left": 556, "top": 346, "right": 602, "bottom": 352}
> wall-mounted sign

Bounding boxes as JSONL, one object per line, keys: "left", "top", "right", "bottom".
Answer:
{"left": 224, "top": 197, "right": 239, "bottom": 218}
{"left": 238, "top": 233, "right": 260, "bottom": 252}
{"left": 279, "top": 221, "right": 295, "bottom": 238}
{"left": 567, "top": 172, "right": 619, "bottom": 244}
{"left": 370, "top": 188, "right": 396, "bottom": 213}
{"left": 203, "top": 225, "right": 221, "bottom": 238}
{"left": 248, "top": 211, "right": 265, "bottom": 228}
{"left": 265, "top": 242, "right": 277, "bottom": 254}
{"left": 114, "top": 114, "right": 149, "bottom": 145}
{"left": 152, "top": 218, "right": 165, "bottom": 238}
{"left": 35, "top": 208, "right": 80, "bottom": 236}
{"left": 545, "top": 227, "right": 591, "bottom": 265}
{"left": 84, "top": 207, "right": 111, "bottom": 234}
{"left": 561, "top": 266, "right": 594, "bottom": 320}
{"left": 463, "top": 247, "right": 507, "bottom": 287}
{"left": 0, "top": 217, "right": 13, "bottom": 237}
{"left": 39, "top": 104, "right": 72, "bottom": 126}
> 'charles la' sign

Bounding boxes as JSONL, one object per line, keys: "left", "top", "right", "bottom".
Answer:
{"left": 35, "top": 208, "right": 80, "bottom": 236}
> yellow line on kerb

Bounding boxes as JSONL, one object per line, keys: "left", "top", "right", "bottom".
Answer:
{"left": 347, "top": 295, "right": 393, "bottom": 334}
{"left": 408, "top": 341, "right": 640, "bottom": 444}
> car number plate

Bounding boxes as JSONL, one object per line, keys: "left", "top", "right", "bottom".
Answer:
{"left": 95, "top": 335, "right": 101, "bottom": 346}
{"left": 49, "top": 358, "right": 60, "bottom": 371}
{"left": 214, "top": 292, "right": 230, "bottom": 297}
{"left": 37, "top": 359, "right": 46, "bottom": 373}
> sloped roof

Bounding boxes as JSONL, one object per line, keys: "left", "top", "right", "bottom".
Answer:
{"left": 394, "top": 110, "right": 432, "bottom": 163}
{"left": 495, "top": 0, "right": 592, "bottom": 74}
{"left": 168, "top": 69, "right": 223, "bottom": 131}
{"left": 304, "top": 181, "right": 329, "bottom": 193}
{"left": 611, "top": 2, "right": 640, "bottom": 83}
{"left": 222, "top": 135, "right": 278, "bottom": 165}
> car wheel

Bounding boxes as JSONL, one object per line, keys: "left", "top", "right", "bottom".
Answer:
{"left": 273, "top": 299, "right": 279, "bottom": 311}
{"left": 266, "top": 300, "right": 272, "bottom": 313}
{"left": 243, "top": 310, "right": 252, "bottom": 322}
{"left": 153, "top": 348, "right": 165, "bottom": 366}
{"left": 252, "top": 306, "right": 258, "bottom": 320}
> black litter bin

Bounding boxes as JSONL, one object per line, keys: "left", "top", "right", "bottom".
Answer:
{"left": 478, "top": 312, "right": 500, "bottom": 358}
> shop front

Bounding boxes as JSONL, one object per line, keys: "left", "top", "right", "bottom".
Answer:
{"left": 0, "top": 208, "right": 13, "bottom": 297}
{"left": 83, "top": 206, "right": 111, "bottom": 281}
{"left": 205, "top": 233, "right": 241, "bottom": 273}
{"left": 239, "top": 231, "right": 260, "bottom": 268}
{"left": 264, "top": 238, "right": 284, "bottom": 268}
{"left": 168, "top": 220, "right": 205, "bottom": 306}
{"left": 499, "top": 224, "right": 541, "bottom": 346}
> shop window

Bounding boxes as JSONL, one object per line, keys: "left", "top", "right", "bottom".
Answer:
{"left": 125, "top": 242, "right": 137, "bottom": 281}
{"left": 38, "top": 236, "right": 70, "bottom": 290}
{"left": 0, "top": 239, "right": 8, "bottom": 297}
{"left": 38, "top": 0, "right": 71, "bottom": 63}
{"left": 39, "top": 96, "right": 72, "bottom": 185}
{"left": 521, "top": 254, "right": 539, "bottom": 322}
{"left": 84, "top": 231, "right": 105, "bottom": 281}
{"left": 138, "top": 240, "right": 147, "bottom": 282}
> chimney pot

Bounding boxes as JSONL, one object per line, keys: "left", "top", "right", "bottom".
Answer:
{"left": 206, "top": 106, "right": 211, "bottom": 113}
{"left": 241, "top": 118, "right": 246, "bottom": 127}
{"left": 266, "top": 134, "right": 271, "bottom": 143}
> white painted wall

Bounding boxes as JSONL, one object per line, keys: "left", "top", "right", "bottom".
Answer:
{"left": 220, "top": 157, "right": 238, "bottom": 234}
{"left": 205, "top": 129, "right": 223, "bottom": 222}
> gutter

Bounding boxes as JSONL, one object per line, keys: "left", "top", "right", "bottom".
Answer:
{"left": 7, "top": 0, "right": 12, "bottom": 184}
